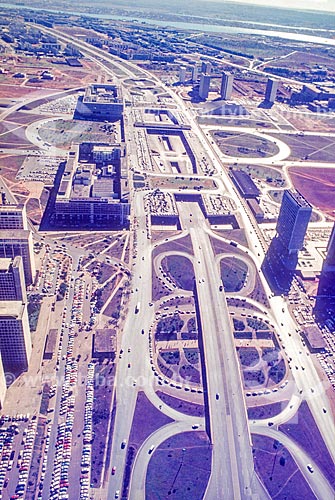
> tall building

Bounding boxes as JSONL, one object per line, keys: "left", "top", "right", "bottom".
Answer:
{"left": 199, "top": 74, "right": 211, "bottom": 100}
{"left": 323, "top": 224, "right": 335, "bottom": 273}
{"left": 0, "top": 177, "right": 35, "bottom": 286}
{"left": 0, "top": 301, "right": 32, "bottom": 375}
{"left": 0, "top": 177, "right": 28, "bottom": 229}
{"left": 201, "top": 61, "right": 212, "bottom": 74}
{"left": 265, "top": 78, "right": 279, "bottom": 103}
{"left": 191, "top": 65, "right": 199, "bottom": 82}
{"left": 0, "top": 256, "right": 26, "bottom": 302}
{"left": 0, "top": 203, "right": 28, "bottom": 229}
{"left": 221, "top": 72, "right": 234, "bottom": 100}
{"left": 0, "top": 230, "right": 35, "bottom": 286}
{"left": 276, "top": 190, "right": 312, "bottom": 269}
{"left": 179, "top": 66, "right": 187, "bottom": 84}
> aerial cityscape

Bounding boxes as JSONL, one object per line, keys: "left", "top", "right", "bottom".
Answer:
{"left": 0, "top": 0, "right": 334, "bottom": 499}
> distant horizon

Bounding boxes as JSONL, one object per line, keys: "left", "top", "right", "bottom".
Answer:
{"left": 205, "top": 0, "right": 335, "bottom": 13}
{"left": 2, "top": 0, "right": 335, "bottom": 13}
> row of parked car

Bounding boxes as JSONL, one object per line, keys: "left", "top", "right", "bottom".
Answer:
{"left": 80, "top": 363, "right": 95, "bottom": 499}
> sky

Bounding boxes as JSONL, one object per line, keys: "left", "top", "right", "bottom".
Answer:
{"left": 207, "top": 0, "right": 335, "bottom": 12}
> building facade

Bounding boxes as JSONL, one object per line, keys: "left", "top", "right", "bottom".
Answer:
{"left": 265, "top": 78, "right": 279, "bottom": 103}
{"left": 0, "top": 256, "right": 26, "bottom": 302}
{"left": 0, "top": 302, "right": 32, "bottom": 375}
{"left": 0, "top": 230, "right": 35, "bottom": 286}
{"left": 199, "top": 74, "right": 211, "bottom": 100}
{"left": 179, "top": 66, "right": 187, "bottom": 84}
{"left": 75, "top": 84, "right": 123, "bottom": 120}
{"left": 221, "top": 72, "right": 234, "bottom": 100}
{"left": 276, "top": 190, "right": 312, "bottom": 269}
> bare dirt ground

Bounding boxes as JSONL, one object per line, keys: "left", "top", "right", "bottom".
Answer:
{"left": 289, "top": 166, "right": 335, "bottom": 220}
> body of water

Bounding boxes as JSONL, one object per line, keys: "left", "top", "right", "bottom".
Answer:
{"left": 1, "top": 2, "right": 335, "bottom": 46}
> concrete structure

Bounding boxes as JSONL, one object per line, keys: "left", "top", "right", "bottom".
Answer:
{"left": 92, "top": 329, "right": 116, "bottom": 360}
{"left": 199, "top": 74, "right": 211, "bottom": 100}
{"left": 0, "top": 230, "right": 35, "bottom": 286}
{"left": 247, "top": 198, "right": 264, "bottom": 222}
{"left": 0, "top": 203, "right": 28, "bottom": 229}
{"left": 323, "top": 223, "right": 335, "bottom": 272}
{"left": 230, "top": 169, "right": 260, "bottom": 199}
{"left": 0, "top": 256, "right": 26, "bottom": 302}
{"left": 265, "top": 78, "right": 279, "bottom": 103}
{"left": 43, "top": 329, "right": 58, "bottom": 360}
{"left": 179, "top": 66, "right": 187, "bottom": 84}
{"left": 303, "top": 325, "right": 327, "bottom": 353}
{"left": 52, "top": 144, "right": 130, "bottom": 228}
{"left": 0, "top": 301, "right": 32, "bottom": 375}
{"left": 92, "top": 145, "right": 121, "bottom": 163}
{"left": 191, "top": 65, "right": 199, "bottom": 82}
{"left": 0, "top": 177, "right": 34, "bottom": 285}
{"left": 75, "top": 83, "right": 123, "bottom": 120}
{"left": 0, "top": 177, "right": 28, "bottom": 230}
{"left": 201, "top": 61, "right": 212, "bottom": 74}
{"left": 221, "top": 72, "right": 234, "bottom": 100}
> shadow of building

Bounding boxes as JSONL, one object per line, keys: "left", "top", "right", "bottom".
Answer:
{"left": 314, "top": 224, "right": 335, "bottom": 328}
{"left": 261, "top": 237, "right": 295, "bottom": 295}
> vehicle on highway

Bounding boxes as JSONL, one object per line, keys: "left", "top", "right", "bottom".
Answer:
{"left": 112, "top": 466, "right": 116, "bottom": 475}
{"left": 307, "top": 464, "right": 314, "bottom": 473}
{"left": 148, "top": 445, "right": 155, "bottom": 453}
{"left": 216, "top": 393, "right": 220, "bottom": 400}
{"left": 121, "top": 440, "right": 127, "bottom": 449}
{"left": 115, "top": 490, "right": 120, "bottom": 498}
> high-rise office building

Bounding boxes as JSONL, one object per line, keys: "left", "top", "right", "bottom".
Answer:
{"left": 0, "top": 301, "right": 32, "bottom": 375}
{"left": 0, "top": 177, "right": 35, "bottom": 285}
{"left": 323, "top": 224, "right": 335, "bottom": 273}
{"left": 0, "top": 177, "right": 28, "bottom": 230}
{"left": 221, "top": 72, "right": 234, "bottom": 100}
{"left": 265, "top": 78, "right": 279, "bottom": 103}
{"left": 0, "top": 256, "right": 26, "bottom": 302}
{"left": 276, "top": 190, "right": 312, "bottom": 269}
{"left": 201, "top": 61, "right": 212, "bottom": 74}
{"left": 199, "top": 74, "right": 211, "bottom": 100}
{"left": 0, "top": 203, "right": 28, "bottom": 229}
{"left": 179, "top": 66, "right": 187, "bottom": 84}
{"left": 0, "top": 230, "right": 36, "bottom": 286}
{"left": 191, "top": 65, "right": 199, "bottom": 82}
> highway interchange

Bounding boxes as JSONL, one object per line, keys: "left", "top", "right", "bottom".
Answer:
{"left": 1, "top": 22, "right": 335, "bottom": 500}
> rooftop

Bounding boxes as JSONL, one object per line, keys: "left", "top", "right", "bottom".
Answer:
{"left": 0, "top": 258, "right": 12, "bottom": 270}
{"left": 0, "top": 301, "right": 25, "bottom": 318}
{"left": 287, "top": 190, "right": 312, "bottom": 210}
